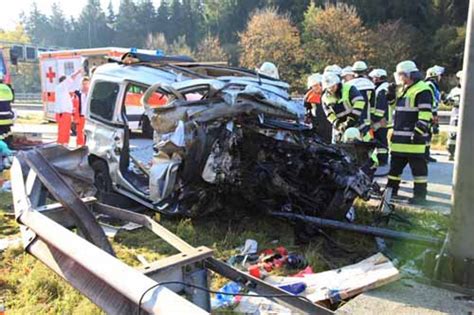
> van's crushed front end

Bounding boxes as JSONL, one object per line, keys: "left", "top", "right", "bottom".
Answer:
{"left": 142, "top": 75, "right": 372, "bottom": 219}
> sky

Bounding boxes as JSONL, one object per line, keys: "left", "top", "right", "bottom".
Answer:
{"left": 0, "top": 0, "right": 162, "bottom": 31}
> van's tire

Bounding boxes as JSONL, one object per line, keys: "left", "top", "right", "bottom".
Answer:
{"left": 141, "top": 115, "right": 154, "bottom": 139}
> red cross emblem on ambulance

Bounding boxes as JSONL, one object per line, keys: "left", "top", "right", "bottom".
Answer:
{"left": 46, "top": 67, "right": 56, "bottom": 83}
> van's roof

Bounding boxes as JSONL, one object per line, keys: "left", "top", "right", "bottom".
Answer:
{"left": 93, "top": 62, "right": 291, "bottom": 90}
{"left": 93, "top": 63, "right": 177, "bottom": 86}
{"left": 92, "top": 62, "right": 303, "bottom": 118}
{"left": 38, "top": 47, "right": 161, "bottom": 59}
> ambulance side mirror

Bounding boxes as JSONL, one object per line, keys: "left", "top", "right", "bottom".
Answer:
{"left": 82, "top": 59, "right": 89, "bottom": 76}
{"left": 9, "top": 48, "right": 19, "bottom": 66}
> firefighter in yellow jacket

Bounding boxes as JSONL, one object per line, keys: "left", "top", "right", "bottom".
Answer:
{"left": 321, "top": 72, "right": 368, "bottom": 143}
{"left": 387, "top": 61, "right": 433, "bottom": 204}
{"left": 0, "top": 73, "right": 14, "bottom": 144}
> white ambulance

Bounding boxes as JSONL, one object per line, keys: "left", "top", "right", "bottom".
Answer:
{"left": 39, "top": 47, "right": 165, "bottom": 136}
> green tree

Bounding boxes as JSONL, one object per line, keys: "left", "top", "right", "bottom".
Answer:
{"left": 155, "top": 0, "right": 172, "bottom": 38}
{"left": 136, "top": 0, "right": 157, "bottom": 43}
{"left": 385, "top": 0, "right": 435, "bottom": 30}
{"left": 22, "top": 3, "right": 51, "bottom": 46}
{"left": 49, "top": 3, "right": 72, "bottom": 47}
{"left": 204, "top": 0, "right": 264, "bottom": 44}
{"left": 341, "top": 0, "right": 391, "bottom": 26}
{"left": 429, "top": 25, "right": 466, "bottom": 72}
{"left": 449, "top": 0, "right": 469, "bottom": 26}
{"left": 74, "top": 0, "right": 113, "bottom": 48}
{"left": 168, "top": 0, "right": 186, "bottom": 42}
{"left": 106, "top": 1, "right": 116, "bottom": 28}
{"left": 368, "top": 20, "right": 422, "bottom": 72}
{"left": 239, "top": 8, "right": 304, "bottom": 91}
{"left": 115, "top": 0, "right": 140, "bottom": 47}
{"left": 264, "top": 0, "right": 311, "bottom": 23}
{"left": 181, "top": 0, "right": 205, "bottom": 48}
{"left": 302, "top": 2, "right": 374, "bottom": 71}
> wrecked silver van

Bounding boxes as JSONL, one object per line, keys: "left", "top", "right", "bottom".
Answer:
{"left": 85, "top": 54, "right": 371, "bottom": 219}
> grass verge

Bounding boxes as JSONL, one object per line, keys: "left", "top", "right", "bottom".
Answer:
{"left": 0, "top": 191, "right": 449, "bottom": 313}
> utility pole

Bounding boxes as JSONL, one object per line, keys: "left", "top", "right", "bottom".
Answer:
{"left": 435, "top": 0, "right": 474, "bottom": 288}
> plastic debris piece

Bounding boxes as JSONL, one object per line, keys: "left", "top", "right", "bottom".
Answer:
{"left": 211, "top": 281, "right": 242, "bottom": 309}
{"left": 291, "top": 266, "right": 314, "bottom": 277}
{"left": 278, "top": 282, "right": 307, "bottom": 295}
{"left": 241, "top": 239, "right": 258, "bottom": 255}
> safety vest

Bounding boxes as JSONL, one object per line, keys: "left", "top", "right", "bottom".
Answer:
{"left": 0, "top": 84, "right": 14, "bottom": 127}
{"left": 372, "top": 82, "right": 389, "bottom": 119}
{"left": 350, "top": 77, "right": 374, "bottom": 126}
{"left": 322, "top": 83, "right": 354, "bottom": 123}
{"left": 390, "top": 80, "right": 433, "bottom": 156}
{"left": 426, "top": 80, "right": 440, "bottom": 113}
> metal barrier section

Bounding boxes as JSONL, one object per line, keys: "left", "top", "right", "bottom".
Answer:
{"left": 11, "top": 145, "right": 332, "bottom": 315}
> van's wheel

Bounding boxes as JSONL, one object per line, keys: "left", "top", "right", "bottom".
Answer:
{"left": 141, "top": 115, "right": 154, "bottom": 139}
{"left": 91, "top": 159, "right": 113, "bottom": 202}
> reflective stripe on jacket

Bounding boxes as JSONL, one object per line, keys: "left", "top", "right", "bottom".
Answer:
{"left": 372, "top": 81, "right": 389, "bottom": 122}
{"left": 322, "top": 83, "right": 366, "bottom": 129}
{"left": 0, "top": 83, "right": 14, "bottom": 126}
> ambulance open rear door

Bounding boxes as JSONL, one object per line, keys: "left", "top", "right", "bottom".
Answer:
{"left": 41, "top": 56, "right": 82, "bottom": 120}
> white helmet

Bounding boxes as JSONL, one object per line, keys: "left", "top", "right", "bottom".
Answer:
{"left": 352, "top": 61, "right": 368, "bottom": 72}
{"left": 324, "top": 64, "right": 342, "bottom": 76}
{"left": 258, "top": 62, "right": 279, "bottom": 79}
{"left": 426, "top": 65, "right": 445, "bottom": 78}
{"left": 322, "top": 72, "right": 341, "bottom": 90}
{"left": 456, "top": 70, "right": 463, "bottom": 79}
{"left": 307, "top": 73, "right": 323, "bottom": 89}
{"left": 343, "top": 127, "right": 362, "bottom": 143}
{"left": 396, "top": 60, "right": 418, "bottom": 74}
{"left": 331, "top": 64, "right": 342, "bottom": 76}
{"left": 341, "top": 66, "right": 355, "bottom": 77}
{"left": 369, "top": 69, "right": 387, "bottom": 78}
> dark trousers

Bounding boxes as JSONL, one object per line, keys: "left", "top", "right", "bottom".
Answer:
{"left": 387, "top": 155, "right": 428, "bottom": 198}
{"left": 374, "top": 127, "right": 388, "bottom": 165}
{"left": 425, "top": 131, "right": 432, "bottom": 159}
{"left": 314, "top": 105, "right": 332, "bottom": 144}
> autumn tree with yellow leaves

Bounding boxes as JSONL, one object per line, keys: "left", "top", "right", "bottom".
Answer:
{"left": 302, "top": 2, "right": 375, "bottom": 72}
{"left": 0, "top": 25, "right": 40, "bottom": 94}
{"left": 369, "top": 20, "right": 422, "bottom": 73}
{"left": 239, "top": 8, "right": 305, "bottom": 91}
{"left": 195, "top": 35, "right": 228, "bottom": 62}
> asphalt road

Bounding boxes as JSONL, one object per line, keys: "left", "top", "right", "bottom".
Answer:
{"left": 12, "top": 102, "right": 43, "bottom": 111}
{"left": 375, "top": 151, "right": 453, "bottom": 214}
